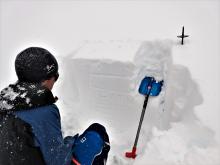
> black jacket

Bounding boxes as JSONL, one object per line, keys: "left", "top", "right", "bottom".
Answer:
{"left": 0, "top": 82, "right": 56, "bottom": 165}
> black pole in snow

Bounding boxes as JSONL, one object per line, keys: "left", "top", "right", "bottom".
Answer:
{"left": 177, "top": 26, "right": 189, "bottom": 45}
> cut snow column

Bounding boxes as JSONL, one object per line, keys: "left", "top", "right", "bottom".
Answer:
{"left": 60, "top": 41, "right": 172, "bottom": 138}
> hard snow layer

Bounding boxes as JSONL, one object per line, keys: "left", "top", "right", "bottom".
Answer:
{"left": 57, "top": 41, "right": 219, "bottom": 165}
{"left": 59, "top": 41, "right": 171, "bottom": 133}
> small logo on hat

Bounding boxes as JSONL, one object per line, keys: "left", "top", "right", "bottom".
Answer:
{"left": 46, "top": 64, "right": 55, "bottom": 74}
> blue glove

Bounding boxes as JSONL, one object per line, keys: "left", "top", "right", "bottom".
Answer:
{"left": 72, "top": 131, "right": 104, "bottom": 165}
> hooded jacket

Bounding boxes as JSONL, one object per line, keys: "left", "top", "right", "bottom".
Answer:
{"left": 0, "top": 82, "right": 76, "bottom": 165}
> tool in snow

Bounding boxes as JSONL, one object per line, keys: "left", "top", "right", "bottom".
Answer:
{"left": 125, "top": 76, "right": 163, "bottom": 159}
{"left": 177, "top": 26, "right": 189, "bottom": 45}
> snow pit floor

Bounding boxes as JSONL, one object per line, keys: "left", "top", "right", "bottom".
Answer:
{"left": 54, "top": 41, "right": 220, "bottom": 165}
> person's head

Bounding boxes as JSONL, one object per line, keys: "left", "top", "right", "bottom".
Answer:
{"left": 15, "top": 47, "right": 59, "bottom": 90}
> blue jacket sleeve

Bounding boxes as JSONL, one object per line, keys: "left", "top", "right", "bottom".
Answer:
{"left": 15, "top": 105, "right": 77, "bottom": 165}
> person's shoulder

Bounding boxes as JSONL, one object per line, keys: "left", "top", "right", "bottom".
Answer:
{"left": 38, "top": 104, "right": 60, "bottom": 119}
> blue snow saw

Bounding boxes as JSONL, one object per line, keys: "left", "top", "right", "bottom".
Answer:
{"left": 125, "top": 76, "right": 163, "bottom": 159}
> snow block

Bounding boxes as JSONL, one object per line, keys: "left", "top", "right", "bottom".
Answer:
{"left": 60, "top": 40, "right": 172, "bottom": 137}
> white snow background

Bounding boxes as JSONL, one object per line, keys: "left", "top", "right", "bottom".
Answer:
{"left": 0, "top": 1, "right": 220, "bottom": 165}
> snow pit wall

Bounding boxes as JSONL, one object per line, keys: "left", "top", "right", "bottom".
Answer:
{"left": 58, "top": 41, "right": 219, "bottom": 164}
{"left": 60, "top": 41, "right": 172, "bottom": 138}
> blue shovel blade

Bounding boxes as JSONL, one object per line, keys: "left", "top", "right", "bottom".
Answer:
{"left": 138, "top": 77, "right": 163, "bottom": 96}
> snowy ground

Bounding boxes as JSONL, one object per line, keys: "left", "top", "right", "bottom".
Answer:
{"left": 0, "top": 1, "right": 220, "bottom": 165}
{"left": 56, "top": 40, "right": 219, "bottom": 165}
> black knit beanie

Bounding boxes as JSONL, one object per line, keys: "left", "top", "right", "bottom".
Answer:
{"left": 15, "top": 47, "right": 59, "bottom": 83}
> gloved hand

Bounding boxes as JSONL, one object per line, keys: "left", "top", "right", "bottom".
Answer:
{"left": 71, "top": 123, "right": 110, "bottom": 165}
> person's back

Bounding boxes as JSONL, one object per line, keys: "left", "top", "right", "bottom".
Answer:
{"left": 0, "top": 111, "right": 45, "bottom": 165}
{"left": 0, "top": 47, "right": 110, "bottom": 165}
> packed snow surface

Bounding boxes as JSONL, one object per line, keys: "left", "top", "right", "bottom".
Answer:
{"left": 56, "top": 41, "right": 220, "bottom": 165}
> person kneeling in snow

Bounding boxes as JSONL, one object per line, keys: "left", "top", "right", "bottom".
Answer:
{"left": 0, "top": 47, "right": 110, "bottom": 165}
